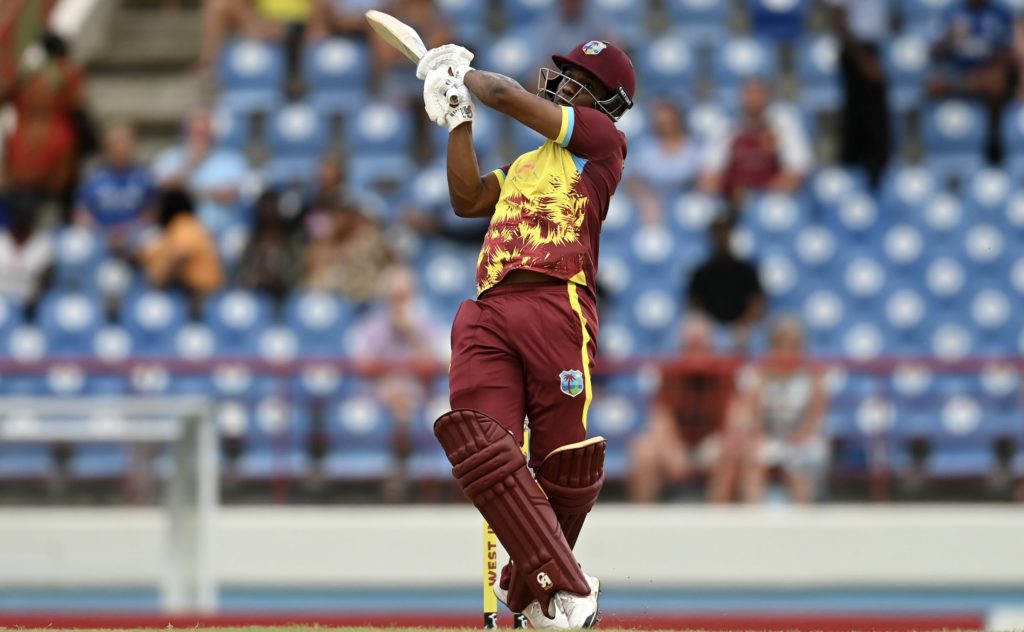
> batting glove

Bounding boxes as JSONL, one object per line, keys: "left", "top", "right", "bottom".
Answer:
{"left": 444, "top": 82, "right": 475, "bottom": 132}
{"left": 423, "top": 65, "right": 458, "bottom": 126}
{"left": 416, "top": 43, "right": 474, "bottom": 80}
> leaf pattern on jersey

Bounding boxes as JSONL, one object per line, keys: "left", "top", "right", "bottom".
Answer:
{"left": 477, "top": 170, "right": 587, "bottom": 294}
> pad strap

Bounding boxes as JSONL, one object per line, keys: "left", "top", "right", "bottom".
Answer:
{"left": 434, "top": 409, "right": 590, "bottom": 614}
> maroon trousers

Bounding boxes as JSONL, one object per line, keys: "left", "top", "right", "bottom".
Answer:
{"left": 448, "top": 279, "right": 599, "bottom": 467}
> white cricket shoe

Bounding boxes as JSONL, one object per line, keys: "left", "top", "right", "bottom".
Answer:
{"left": 493, "top": 580, "right": 569, "bottom": 629}
{"left": 553, "top": 574, "right": 601, "bottom": 629}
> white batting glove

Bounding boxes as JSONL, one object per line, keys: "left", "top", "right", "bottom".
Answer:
{"left": 416, "top": 43, "right": 474, "bottom": 80}
{"left": 444, "top": 82, "right": 475, "bottom": 132}
{"left": 423, "top": 66, "right": 458, "bottom": 126}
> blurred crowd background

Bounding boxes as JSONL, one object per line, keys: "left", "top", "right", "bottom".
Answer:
{"left": 1, "top": 0, "right": 1024, "bottom": 506}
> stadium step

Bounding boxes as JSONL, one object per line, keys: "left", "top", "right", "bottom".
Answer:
{"left": 87, "top": 9, "right": 201, "bottom": 73}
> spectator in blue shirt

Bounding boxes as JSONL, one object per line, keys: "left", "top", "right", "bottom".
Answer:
{"left": 74, "top": 122, "right": 155, "bottom": 256}
{"left": 152, "top": 106, "right": 249, "bottom": 237}
{"left": 927, "top": 0, "right": 1016, "bottom": 163}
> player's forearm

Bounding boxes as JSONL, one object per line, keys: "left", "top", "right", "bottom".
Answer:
{"left": 464, "top": 68, "right": 525, "bottom": 111}
{"left": 446, "top": 123, "right": 483, "bottom": 216}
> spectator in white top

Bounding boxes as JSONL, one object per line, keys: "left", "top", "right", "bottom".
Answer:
{"left": 729, "top": 317, "right": 829, "bottom": 504}
{"left": 829, "top": 0, "right": 891, "bottom": 189}
{"left": 625, "top": 99, "right": 702, "bottom": 224}
{"left": 0, "top": 194, "right": 54, "bottom": 319}
{"left": 697, "top": 79, "right": 812, "bottom": 212}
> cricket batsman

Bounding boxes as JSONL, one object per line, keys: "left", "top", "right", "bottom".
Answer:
{"left": 415, "top": 37, "right": 636, "bottom": 628}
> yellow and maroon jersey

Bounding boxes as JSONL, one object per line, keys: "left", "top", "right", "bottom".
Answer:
{"left": 477, "top": 104, "right": 627, "bottom": 297}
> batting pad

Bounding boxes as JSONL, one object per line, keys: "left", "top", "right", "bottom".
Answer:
{"left": 537, "top": 436, "right": 606, "bottom": 549}
{"left": 434, "top": 409, "right": 591, "bottom": 615}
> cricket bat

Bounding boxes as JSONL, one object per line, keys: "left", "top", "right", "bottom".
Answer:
{"left": 365, "top": 10, "right": 427, "bottom": 62}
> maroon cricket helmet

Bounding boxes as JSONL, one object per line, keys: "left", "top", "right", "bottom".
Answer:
{"left": 550, "top": 40, "right": 636, "bottom": 120}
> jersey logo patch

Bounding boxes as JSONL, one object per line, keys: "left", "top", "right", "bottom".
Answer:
{"left": 582, "top": 41, "right": 607, "bottom": 56}
{"left": 559, "top": 370, "right": 585, "bottom": 398}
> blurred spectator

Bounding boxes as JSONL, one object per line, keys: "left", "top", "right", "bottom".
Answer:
{"left": 927, "top": 0, "right": 1015, "bottom": 164}
{"left": 628, "top": 315, "right": 737, "bottom": 503}
{"left": 199, "top": 0, "right": 313, "bottom": 70}
{"left": 350, "top": 264, "right": 447, "bottom": 500}
{"left": 729, "top": 317, "right": 828, "bottom": 504}
{"left": 1, "top": 32, "right": 91, "bottom": 219}
{"left": 236, "top": 191, "right": 304, "bottom": 300}
{"left": 73, "top": 122, "right": 155, "bottom": 258}
{"left": 303, "top": 155, "right": 395, "bottom": 304}
{"left": 152, "top": 106, "right": 249, "bottom": 237}
{"left": 301, "top": 153, "right": 370, "bottom": 234}
{"left": 686, "top": 217, "right": 765, "bottom": 348}
{"left": 697, "top": 79, "right": 812, "bottom": 209}
{"left": 829, "top": 0, "right": 891, "bottom": 189}
{"left": 625, "top": 99, "right": 701, "bottom": 223}
{"left": 0, "top": 194, "right": 54, "bottom": 318}
{"left": 139, "top": 189, "right": 224, "bottom": 302}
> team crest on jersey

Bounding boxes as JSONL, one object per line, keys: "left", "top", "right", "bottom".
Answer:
{"left": 559, "top": 370, "right": 585, "bottom": 398}
{"left": 582, "top": 40, "right": 607, "bottom": 55}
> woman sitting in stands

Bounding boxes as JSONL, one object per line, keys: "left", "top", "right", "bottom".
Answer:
{"left": 139, "top": 189, "right": 224, "bottom": 309}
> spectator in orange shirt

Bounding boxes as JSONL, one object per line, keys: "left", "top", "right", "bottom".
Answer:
{"left": 139, "top": 189, "right": 224, "bottom": 304}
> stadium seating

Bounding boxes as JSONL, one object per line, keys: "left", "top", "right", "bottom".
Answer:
{"left": 217, "top": 39, "right": 285, "bottom": 115}
{"left": 303, "top": 37, "right": 371, "bottom": 119}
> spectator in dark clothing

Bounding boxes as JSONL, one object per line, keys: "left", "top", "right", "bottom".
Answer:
{"left": 829, "top": 0, "right": 891, "bottom": 189}
{"left": 927, "top": 0, "right": 1016, "bottom": 164}
{"left": 236, "top": 191, "right": 304, "bottom": 301}
{"left": 74, "top": 122, "right": 155, "bottom": 258}
{"left": 687, "top": 218, "right": 765, "bottom": 348}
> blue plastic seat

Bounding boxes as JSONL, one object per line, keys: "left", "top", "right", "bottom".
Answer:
{"left": 884, "top": 34, "right": 930, "bottom": 113}
{"left": 53, "top": 227, "right": 106, "bottom": 291}
{"left": 323, "top": 393, "right": 396, "bottom": 481}
{"left": 434, "top": 0, "right": 488, "bottom": 46}
{"left": 500, "top": 0, "right": 557, "bottom": 25}
{"left": 203, "top": 290, "right": 273, "bottom": 357}
{"left": 880, "top": 164, "right": 937, "bottom": 214}
{"left": 880, "top": 224, "right": 927, "bottom": 278}
{"left": 810, "top": 166, "right": 865, "bottom": 211}
{"left": 264, "top": 101, "right": 329, "bottom": 187}
{"left": 479, "top": 31, "right": 537, "bottom": 82}
{"left": 796, "top": 34, "right": 839, "bottom": 112}
{"left": 37, "top": 291, "right": 101, "bottom": 357}
{"left": 345, "top": 101, "right": 414, "bottom": 188}
{"left": 898, "top": 0, "right": 957, "bottom": 31}
{"left": 792, "top": 225, "right": 839, "bottom": 277}
{"left": 749, "top": 0, "right": 807, "bottom": 43}
{"left": 960, "top": 221, "right": 1008, "bottom": 271}
{"left": 284, "top": 291, "right": 353, "bottom": 358}
{"left": 964, "top": 168, "right": 1012, "bottom": 214}
{"left": 922, "top": 100, "right": 987, "bottom": 181}
{"left": 120, "top": 290, "right": 187, "bottom": 357}
{"left": 303, "top": 37, "right": 371, "bottom": 118}
{"left": 591, "top": 0, "right": 648, "bottom": 45}
{"left": 217, "top": 39, "right": 285, "bottom": 115}
{"left": 665, "top": 0, "right": 730, "bottom": 48}
{"left": 713, "top": 37, "right": 777, "bottom": 101}
{"left": 406, "top": 391, "right": 452, "bottom": 482}
{"left": 238, "top": 397, "right": 311, "bottom": 479}
{"left": 587, "top": 393, "right": 645, "bottom": 480}
{"left": 0, "top": 445, "right": 54, "bottom": 479}
{"left": 1001, "top": 103, "right": 1024, "bottom": 177}
{"left": 801, "top": 289, "right": 849, "bottom": 356}
{"left": 68, "top": 443, "right": 132, "bottom": 480}
{"left": 636, "top": 34, "right": 695, "bottom": 99}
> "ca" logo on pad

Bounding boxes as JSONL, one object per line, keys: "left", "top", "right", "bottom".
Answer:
{"left": 536, "top": 572, "right": 553, "bottom": 590}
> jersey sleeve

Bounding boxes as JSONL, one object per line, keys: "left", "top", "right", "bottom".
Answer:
{"left": 553, "top": 106, "right": 621, "bottom": 160}
{"left": 491, "top": 163, "right": 513, "bottom": 187}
